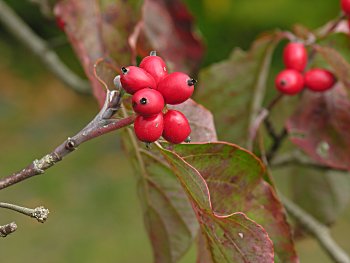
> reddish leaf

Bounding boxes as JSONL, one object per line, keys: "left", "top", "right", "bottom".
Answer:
{"left": 169, "top": 99, "right": 218, "bottom": 142}
{"left": 286, "top": 83, "right": 350, "bottom": 170}
{"left": 196, "top": 32, "right": 283, "bottom": 147}
{"left": 130, "top": 0, "right": 204, "bottom": 74}
{"left": 159, "top": 143, "right": 275, "bottom": 263}
{"left": 54, "top": 0, "right": 142, "bottom": 105}
{"left": 121, "top": 132, "right": 199, "bottom": 263}
{"left": 168, "top": 142, "right": 298, "bottom": 263}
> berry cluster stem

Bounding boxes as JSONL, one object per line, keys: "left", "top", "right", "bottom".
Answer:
{"left": 0, "top": 90, "right": 135, "bottom": 190}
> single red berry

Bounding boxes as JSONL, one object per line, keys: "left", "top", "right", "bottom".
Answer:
{"left": 341, "top": 0, "right": 350, "bottom": 15}
{"left": 275, "top": 69, "right": 304, "bottom": 95}
{"left": 132, "top": 88, "right": 165, "bottom": 116}
{"left": 162, "top": 110, "right": 191, "bottom": 144}
{"left": 304, "top": 68, "right": 335, "bottom": 92}
{"left": 120, "top": 66, "right": 156, "bottom": 94}
{"left": 157, "top": 72, "right": 196, "bottom": 105}
{"left": 134, "top": 113, "right": 164, "bottom": 143}
{"left": 139, "top": 51, "right": 168, "bottom": 84}
{"left": 56, "top": 16, "right": 65, "bottom": 31}
{"left": 283, "top": 42, "right": 308, "bottom": 72}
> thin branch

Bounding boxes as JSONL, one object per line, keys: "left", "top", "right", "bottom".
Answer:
{"left": 247, "top": 93, "right": 284, "bottom": 151}
{"left": 0, "top": 202, "right": 49, "bottom": 223}
{"left": 266, "top": 128, "right": 287, "bottom": 162}
{"left": 271, "top": 151, "right": 346, "bottom": 171}
{"left": 280, "top": 194, "right": 350, "bottom": 263}
{"left": 0, "top": 90, "right": 135, "bottom": 190}
{"left": 0, "top": 0, "right": 91, "bottom": 94}
{"left": 263, "top": 116, "right": 279, "bottom": 141}
{"left": 0, "top": 222, "right": 17, "bottom": 237}
{"left": 246, "top": 39, "right": 279, "bottom": 150}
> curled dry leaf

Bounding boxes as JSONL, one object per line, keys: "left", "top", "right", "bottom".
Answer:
{"left": 93, "top": 58, "right": 119, "bottom": 91}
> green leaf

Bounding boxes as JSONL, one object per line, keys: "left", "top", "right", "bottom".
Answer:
{"left": 159, "top": 142, "right": 298, "bottom": 263}
{"left": 196, "top": 32, "right": 284, "bottom": 147}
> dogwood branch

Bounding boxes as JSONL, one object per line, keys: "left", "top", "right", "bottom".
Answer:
{"left": 281, "top": 194, "right": 350, "bottom": 263}
{"left": 0, "top": 90, "right": 135, "bottom": 190}
{"left": 0, "top": 222, "right": 17, "bottom": 237}
{"left": 0, "top": 0, "right": 90, "bottom": 94}
{"left": 0, "top": 202, "right": 49, "bottom": 223}
{"left": 271, "top": 151, "right": 345, "bottom": 171}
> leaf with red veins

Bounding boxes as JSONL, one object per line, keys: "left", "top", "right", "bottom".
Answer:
{"left": 169, "top": 99, "right": 218, "bottom": 143}
{"left": 130, "top": 0, "right": 204, "bottom": 74}
{"left": 287, "top": 83, "right": 350, "bottom": 170}
{"left": 54, "top": 0, "right": 142, "bottom": 106}
{"left": 164, "top": 142, "right": 298, "bottom": 263}
{"left": 121, "top": 129, "right": 199, "bottom": 263}
{"left": 159, "top": 142, "right": 297, "bottom": 263}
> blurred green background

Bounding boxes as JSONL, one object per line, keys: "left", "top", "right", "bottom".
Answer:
{"left": 0, "top": 0, "right": 349, "bottom": 262}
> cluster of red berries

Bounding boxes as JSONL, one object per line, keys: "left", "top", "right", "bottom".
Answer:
{"left": 120, "top": 52, "right": 195, "bottom": 144}
{"left": 275, "top": 42, "right": 336, "bottom": 95}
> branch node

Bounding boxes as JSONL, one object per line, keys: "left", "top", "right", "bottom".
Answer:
{"left": 0, "top": 222, "right": 17, "bottom": 237}
{"left": 65, "top": 137, "right": 76, "bottom": 150}
{"left": 32, "top": 206, "right": 50, "bottom": 223}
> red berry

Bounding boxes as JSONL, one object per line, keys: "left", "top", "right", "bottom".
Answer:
{"left": 275, "top": 69, "right": 304, "bottom": 95}
{"left": 341, "top": 0, "right": 350, "bottom": 15}
{"left": 139, "top": 52, "right": 168, "bottom": 84}
{"left": 134, "top": 113, "right": 164, "bottom": 143}
{"left": 157, "top": 72, "right": 196, "bottom": 105}
{"left": 132, "top": 88, "right": 165, "bottom": 116}
{"left": 283, "top": 42, "right": 308, "bottom": 72}
{"left": 162, "top": 110, "right": 191, "bottom": 144}
{"left": 304, "top": 69, "right": 335, "bottom": 92}
{"left": 120, "top": 66, "right": 156, "bottom": 94}
{"left": 56, "top": 16, "right": 65, "bottom": 31}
